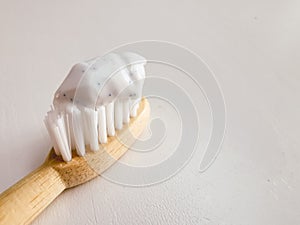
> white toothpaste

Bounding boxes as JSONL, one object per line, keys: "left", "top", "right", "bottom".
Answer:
{"left": 44, "top": 52, "right": 146, "bottom": 161}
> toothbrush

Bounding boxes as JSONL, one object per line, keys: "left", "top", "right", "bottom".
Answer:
{"left": 0, "top": 52, "right": 150, "bottom": 225}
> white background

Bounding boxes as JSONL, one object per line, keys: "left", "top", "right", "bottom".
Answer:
{"left": 0, "top": 0, "right": 299, "bottom": 224}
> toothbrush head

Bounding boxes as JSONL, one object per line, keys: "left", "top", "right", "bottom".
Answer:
{"left": 46, "top": 98, "right": 150, "bottom": 188}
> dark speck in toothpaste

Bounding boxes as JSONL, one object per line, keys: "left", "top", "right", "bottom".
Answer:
{"left": 109, "top": 93, "right": 112, "bottom": 96}
{"left": 63, "top": 94, "right": 66, "bottom": 97}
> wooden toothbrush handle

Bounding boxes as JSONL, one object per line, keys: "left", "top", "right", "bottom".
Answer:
{"left": 0, "top": 163, "right": 66, "bottom": 225}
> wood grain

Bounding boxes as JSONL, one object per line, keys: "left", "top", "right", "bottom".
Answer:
{"left": 0, "top": 98, "right": 150, "bottom": 225}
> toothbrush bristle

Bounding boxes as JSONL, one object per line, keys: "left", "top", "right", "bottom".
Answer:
{"left": 114, "top": 100, "right": 123, "bottom": 130}
{"left": 98, "top": 106, "right": 107, "bottom": 144}
{"left": 44, "top": 99, "right": 141, "bottom": 161}
{"left": 106, "top": 102, "right": 115, "bottom": 137}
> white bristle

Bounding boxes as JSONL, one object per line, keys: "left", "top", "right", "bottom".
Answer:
{"left": 106, "top": 102, "right": 115, "bottom": 136}
{"left": 64, "top": 113, "right": 72, "bottom": 151}
{"left": 52, "top": 125, "right": 69, "bottom": 161}
{"left": 44, "top": 99, "right": 143, "bottom": 161}
{"left": 82, "top": 109, "right": 90, "bottom": 146}
{"left": 84, "top": 108, "right": 99, "bottom": 151}
{"left": 55, "top": 116, "right": 72, "bottom": 161}
{"left": 98, "top": 106, "right": 107, "bottom": 143}
{"left": 114, "top": 100, "right": 123, "bottom": 130}
{"left": 72, "top": 107, "right": 85, "bottom": 156}
{"left": 44, "top": 111, "right": 58, "bottom": 154}
{"left": 123, "top": 99, "right": 130, "bottom": 124}
{"left": 65, "top": 106, "right": 76, "bottom": 150}
{"left": 44, "top": 116, "right": 60, "bottom": 156}
{"left": 130, "top": 100, "right": 139, "bottom": 117}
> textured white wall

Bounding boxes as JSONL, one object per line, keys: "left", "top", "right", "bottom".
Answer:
{"left": 0, "top": 0, "right": 300, "bottom": 224}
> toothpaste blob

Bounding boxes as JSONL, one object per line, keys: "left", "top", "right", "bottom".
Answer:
{"left": 44, "top": 52, "right": 146, "bottom": 161}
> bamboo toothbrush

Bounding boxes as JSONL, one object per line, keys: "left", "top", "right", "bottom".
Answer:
{"left": 0, "top": 52, "right": 150, "bottom": 225}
